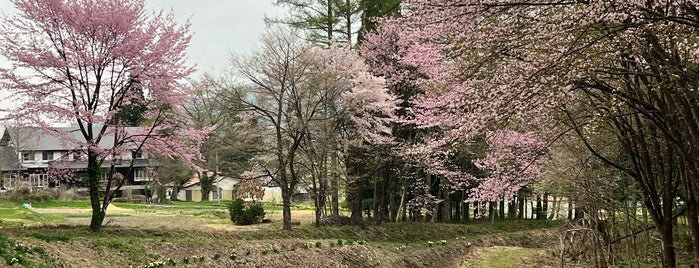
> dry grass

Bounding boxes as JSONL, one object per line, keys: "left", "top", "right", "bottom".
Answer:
{"left": 1, "top": 202, "right": 564, "bottom": 267}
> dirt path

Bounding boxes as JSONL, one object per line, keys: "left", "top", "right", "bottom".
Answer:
{"left": 460, "top": 246, "right": 554, "bottom": 268}
{"left": 30, "top": 204, "right": 135, "bottom": 215}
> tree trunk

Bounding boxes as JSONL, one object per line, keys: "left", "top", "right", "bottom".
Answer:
{"left": 389, "top": 182, "right": 399, "bottom": 222}
{"left": 331, "top": 152, "right": 339, "bottom": 216}
{"left": 436, "top": 186, "right": 444, "bottom": 223}
{"left": 574, "top": 201, "right": 585, "bottom": 221}
{"left": 88, "top": 150, "right": 105, "bottom": 232}
{"left": 542, "top": 192, "right": 549, "bottom": 220}
{"left": 314, "top": 178, "right": 321, "bottom": 228}
{"left": 443, "top": 191, "right": 451, "bottom": 223}
{"left": 508, "top": 200, "right": 516, "bottom": 219}
{"left": 282, "top": 187, "right": 293, "bottom": 230}
{"left": 372, "top": 177, "right": 380, "bottom": 223}
{"left": 518, "top": 189, "right": 525, "bottom": 219}
{"left": 200, "top": 172, "right": 212, "bottom": 201}
{"left": 453, "top": 198, "right": 461, "bottom": 223}
{"left": 463, "top": 201, "right": 470, "bottom": 223}
{"left": 660, "top": 222, "right": 676, "bottom": 268}
{"left": 397, "top": 179, "right": 407, "bottom": 222}
{"left": 549, "top": 195, "right": 559, "bottom": 220}
{"left": 568, "top": 197, "right": 574, "bottom": 221}
{"left": 349, "top": 176, "right": 364, "bottom": 225}
{"left": 536, "top": 194, "right": 543, "bottom": 220}
{"left": 686, "top": 190, "right": 699, "bottom": 268}
{"left": 488, "top": 201, "right": 496, "bottom": 222}
{"left": 378, "top": 168, "right": 390, "bottom": 224}
{"left": 499, "top": 200, "right": 505, "bottom": 220}
{"left": 170, "top": 186, "right": 180, "bottom": 201}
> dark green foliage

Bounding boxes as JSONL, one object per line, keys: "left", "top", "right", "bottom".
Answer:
{"left": 199, "top": 172, "right": 214, "bottom": 202}
{"left": 114, "top": 85, "right": 147, "bottom": 127}
{"left": 227, "top": 199, "right": 265, "bottom": 225}
{"left": 358, "top": 0, "right": 401, "bottom": 41}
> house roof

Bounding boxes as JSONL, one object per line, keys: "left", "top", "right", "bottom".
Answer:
{"left": 0, "top": 126, "right": 157, "bottom": 172}
{"left": 0, "top": 146, "right": 25, "bottom": 171}
{"left": 55, "top": 158, "right": 156, "bottom": 169}
{"left": 1, "top": 126, "right": 144, "bottom": 151}
{"left": 182, "top": 171, "right": 216, "bottom": 188}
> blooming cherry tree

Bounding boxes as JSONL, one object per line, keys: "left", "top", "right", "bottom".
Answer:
{"left": 0, "top": 0, "right": 206, "bottom": 232}
{"left": 472, "top": 130, "right": 545, "bottom": 202}
{"left": 368, "top": 0, "right": 699, "bottom": 265}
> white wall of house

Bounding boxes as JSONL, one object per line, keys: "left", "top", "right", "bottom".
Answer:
{"left": 19, "top": 150, "right": 75, "bottom": 168}
{"left": 174, "top": 177, "right": 290, "bottom": 204}
{"left": 177, "top": 177, "right": 240, "bottom": 202}
{"left": 261, "top": 187, "right": 282, "bottom": 204}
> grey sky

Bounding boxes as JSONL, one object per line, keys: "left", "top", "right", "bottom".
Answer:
{"left": 145, "top": 0, "right": 286, "bottom": 76}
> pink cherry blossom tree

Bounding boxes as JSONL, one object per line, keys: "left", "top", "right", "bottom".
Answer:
{"left": 368, "top": 0, "right": 699, "bottom": 266}
{"left": 472, "top": 130, "right": 546, "bottom": 202}
{"left": 0, "top": 0, "right": 206, "bottom": 232}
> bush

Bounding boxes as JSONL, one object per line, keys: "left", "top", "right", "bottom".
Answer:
{"left": 227, "top": 198, "right": 265, "bottom": 225}
{"left": 8, "top": 187, "right": 59, "bottom": 203}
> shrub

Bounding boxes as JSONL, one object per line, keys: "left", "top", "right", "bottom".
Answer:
{"left": 8, "top": 187, "right": 59, "bottom": 203}
{"left": 227, "top": 199, "right": 265, "bottom": 225}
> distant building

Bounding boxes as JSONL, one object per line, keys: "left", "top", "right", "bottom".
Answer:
{"left": 0, "top": 126, "right": 156, "bottom": 194}
{"left": 176, "top": 173, "right": 309, "bottom": 203}
{"left": 175, "top": 173, "right": 240, "bottom": 202}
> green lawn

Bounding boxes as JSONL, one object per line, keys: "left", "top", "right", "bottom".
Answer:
{"left": 0, "top": 207, "right": 65, "bottom": 227}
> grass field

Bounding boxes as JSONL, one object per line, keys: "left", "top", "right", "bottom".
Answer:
{"left": 0, "top": 199, "right": 563, "bottom": 267}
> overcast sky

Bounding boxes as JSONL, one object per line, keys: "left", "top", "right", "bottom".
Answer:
{"left": 145, "top": 0, "right": 286, "bottom": 75}
{"left": 0, "top": 1, "right": 286, "bottom": 130}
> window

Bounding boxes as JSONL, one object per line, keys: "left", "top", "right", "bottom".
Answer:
{"left": 42, "top": 151, "right": 54, "bottom": 161}
{"left": 28, "top": 173, "right": 48, "bottom": 188}
{"left": 73, "top": 152, "right": 82, "bottom": 161}
{"left": 22, "top": 152, "right": 35, "bottom": 162}
{"left": 134, "top": 168, "right": 150, "bottom": 182}
{"left": 132, "top": 150, "right": 143, "bottom": 159}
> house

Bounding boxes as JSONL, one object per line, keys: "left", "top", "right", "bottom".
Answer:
{"left": 175, "top": 173, "right": 309, "bottom": 204}
{"left": 0, "top": 126, "right": 157, "bottom": 194}
{"left": 176, "top": 174, "right": 240, "bottom": 202}
{"left": 261, "top": 179, "right": 309, "bottom": 204}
